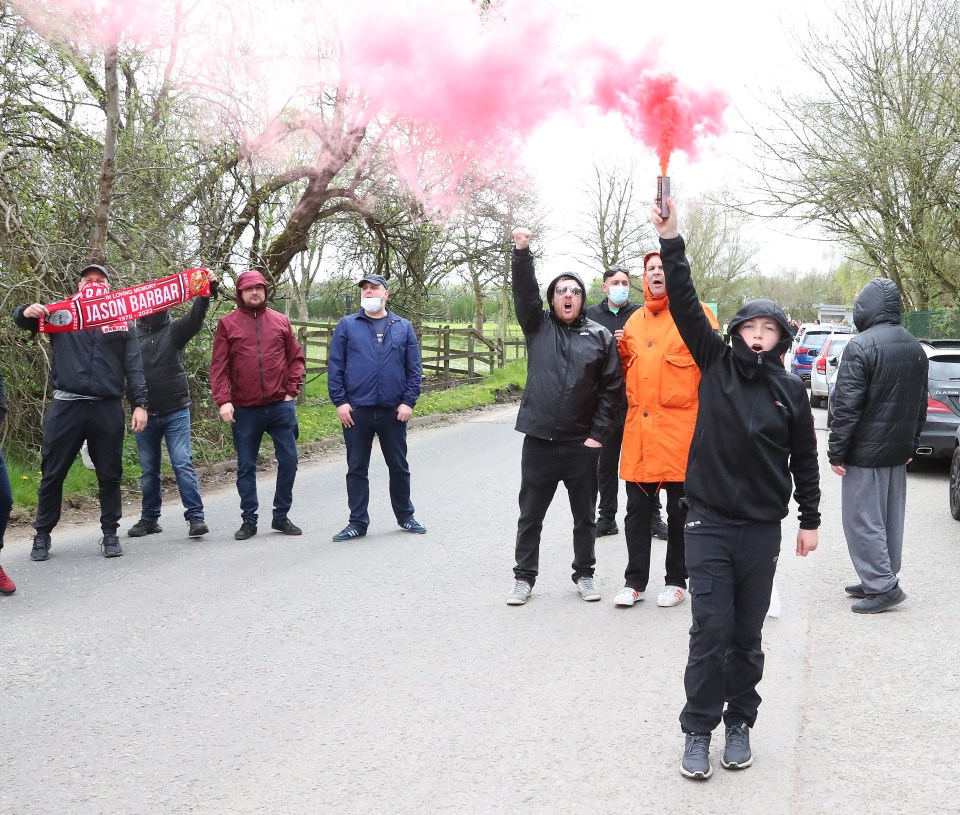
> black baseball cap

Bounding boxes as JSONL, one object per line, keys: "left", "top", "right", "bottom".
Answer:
{"left": 357, "top": 274, "right": 389, "bottom": 289}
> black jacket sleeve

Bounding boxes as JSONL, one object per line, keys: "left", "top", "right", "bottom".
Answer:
{"left": 589, "top": 333, "right": 625, "bottom": 442}
{"left": 169, "top": 296, "right": 210, "bottom": 349}
{"left": 789, "top": 396, "right": 822, "bottom": 529}
{"left": 124, "top": 330, "right": 149, "bottom": 410}
{"left": 13, "top": 304, "right": 39, "bottom": 333}
{"left": 661, "top": 235, "right": 725, "bottom": 371}
{"left": 511, "top": 248, "right": 545, "bottom": 338}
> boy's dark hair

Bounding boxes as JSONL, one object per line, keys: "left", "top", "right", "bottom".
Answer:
{"left": 603, "top": 263, "right": 631, "bottom": 282}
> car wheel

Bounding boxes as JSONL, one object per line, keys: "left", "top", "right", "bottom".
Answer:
{"left": 810, "top": 394, "right": 823, "bottom": 408}
{"left": 950, "top": 447, "right": 960, "bottom": 520}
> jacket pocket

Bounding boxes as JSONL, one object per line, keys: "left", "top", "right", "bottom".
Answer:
{"left": 659, "top": 353, "right": 698, "bottom": 408}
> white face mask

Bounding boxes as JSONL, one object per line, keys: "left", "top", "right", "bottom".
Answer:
{"left": 361, "top": 296, "right": 384, "bottom": 314}
{"left": 607, "top": 285, "right": 629, "bottom": 306}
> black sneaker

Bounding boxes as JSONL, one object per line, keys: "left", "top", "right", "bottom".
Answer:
{"left": 596, "top": 517, "right": 619, "bottom": 536}
{"left": 851, "top": 585, "right": 906, "bottom": 614}
{"left": 31, "top": 533, "right": 51, "bottom": 562}
{"left": 844, "top": 583, "right": 866, "bottom": 599}
{"left": 234, "top": 522, "right": 257, "bottom": 541}
{"left": 680, "top": 733, "right": 713, "bottom": 779}
{"left": 332, "top": 524, "right": 365, "bottom": 542}
{"left": 271, "top": 518, "right": 302, "bottom": 535}
{"left": 651, "top": 514, "right": 669, "bottom": 540}
{"left": 128, "top": 518, "right": 162, "bottom": 537}
{"left": 188, "top": 518, "right": 209, "bottom": 537}
{"left": 400, "top": 518, "right": 427, "bottom": 534}
{"left": 721, "top": 722, "right": 753, "bottom": 769}
{"left": 101, "top": 534, "right": 123, "bottom": 558}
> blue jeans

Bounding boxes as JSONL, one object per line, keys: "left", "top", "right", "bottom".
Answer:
{"left": 343, "top": 406, "right": 414, "bottom": 531}
{"left": 232, "top": 400, "right": 299, "bottom": 525}
{"left": 0, "top": 450, "right": 11, "bottom": 551}
{"left": 135, "top": 407, "right": 204, "bottom": 521}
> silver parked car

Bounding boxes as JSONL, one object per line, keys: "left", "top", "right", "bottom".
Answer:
{"left": 810, "top": 333, "right": 852, "bottom": 408}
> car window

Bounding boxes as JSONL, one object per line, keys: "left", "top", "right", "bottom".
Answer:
{"left": 825, "top": 337, "right": 850, "bottom": 357}
{"left": 928, "top": 356, "right": 960, "bottom": 380}
{"left": 800, "top": 333, "right": 830, "bottom": 349}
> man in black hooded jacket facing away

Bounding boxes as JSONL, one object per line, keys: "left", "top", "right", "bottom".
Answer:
{"left": 828, "top": 278, "right": 926, "bottom": 614}
{"left": 504, "top": 228, "right": 623, "bottom": 606}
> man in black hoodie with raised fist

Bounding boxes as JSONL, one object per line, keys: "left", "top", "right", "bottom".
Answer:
{"left": 127, "top": 269, "right": 217, "bottom": 539}
{"left": 505, "top": 228, "right": 623, "bottom": 606}
{"left": 652, "top": 198, "right": 820, "bottom": 781}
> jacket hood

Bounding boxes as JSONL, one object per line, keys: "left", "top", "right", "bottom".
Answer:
{"left": 728, "top": 299, "right": 793, "bottom": 375}
{"left": 546, "top": 272, "right": 587, "bottom": 325}
{"left": 235, "top": 269, "right": 269, "bottom": 310}
{"left": 854, "top": 277, "right": 902, "bottom": 331}
{"left": 138, "top": 310, "right": 171, "bottom": 330}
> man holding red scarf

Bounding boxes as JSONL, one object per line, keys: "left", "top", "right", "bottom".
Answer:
{"left": 14, "top": 264, "right": 149, "bottom": 561}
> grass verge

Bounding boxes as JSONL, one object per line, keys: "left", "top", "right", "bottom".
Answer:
{"left": 8, "top": 359, "right": 527, "bottom": 512}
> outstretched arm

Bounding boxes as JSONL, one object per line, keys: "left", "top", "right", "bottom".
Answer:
{"left": 652, "top": 198, "right": 724, "bottom": 370}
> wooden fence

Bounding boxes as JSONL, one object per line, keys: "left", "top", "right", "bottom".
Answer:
{"left": 289, "top": 320, "right": 526, "bottom": 399}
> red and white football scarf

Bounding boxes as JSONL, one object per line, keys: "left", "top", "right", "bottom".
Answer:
{"left": 39, "top": 268, "right": 212, "bottom": 334}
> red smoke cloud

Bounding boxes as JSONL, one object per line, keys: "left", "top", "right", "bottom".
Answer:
{"left": 591, "top": 49, "right": 730, "bottom": 176}
{"left": 13, "top": 0, "right": 729, "bottom": 204}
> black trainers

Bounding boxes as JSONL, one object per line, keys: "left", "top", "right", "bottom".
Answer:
{"left": 651, "top": 514, "right": 669, "bottom": 540}
{"left": 596, "top": 517, "right": 619, "bottom": 536}
{"left": 844, "top": 583, "right": 866, "bottom": 599}
{"left": 851, "top": 585, "right": 906, "bottom": 614}
{"left": 234, "top": 522, "right": 257, "bottom": 541}
{"left": 332, "top": 524, "right": 365, "bottom": 542}
{"left": 271, "top": 518, "right": 302, "bottom": 535}
{"left": 400, "top": 518, "right": 427, "bottom": 534}
{"left": 31, "top": 533, "right": 52, "bottom": 562}
{"left": 721, "top": 722, "right": 753, "bottom": 769}
{"left": 100, "top": 534, "right": 123, "bottom": 558}
{"left": 128, "top": 518, "right": 162, "bottom": 537}
{"left": 188, "top": 518, "right": 209, "bottom": 537}
{"left": 680, "top": 733, "right": 713, "bottom": 779}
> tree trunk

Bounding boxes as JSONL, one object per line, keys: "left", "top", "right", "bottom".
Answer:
{"left": 88, "top": 42, "right": 120, "bottom": 266}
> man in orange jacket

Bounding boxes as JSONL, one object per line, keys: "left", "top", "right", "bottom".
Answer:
{"left": 615, "top": 251, "right": 718, "bottom": 608}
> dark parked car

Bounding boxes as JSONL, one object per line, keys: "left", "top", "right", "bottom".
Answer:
{"left": 916, "top": 340, "right": 960, "bottom": 460}
{"left": 790, "top": 323, "right": 853, "bottom": 383}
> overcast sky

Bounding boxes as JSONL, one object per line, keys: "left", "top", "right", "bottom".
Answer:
{"left": 522, "top": 0, "right": 839, "bottom": 281}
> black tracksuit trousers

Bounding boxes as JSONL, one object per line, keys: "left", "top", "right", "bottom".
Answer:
{"left": 514, "top": 436, "right": 600, "bottom": 586}
{"left": 34, "top": 399, "right": 125, "bottom": 535}
{"left": 623, "top": 480, "right": 687, "bottom": 591}
{"left": 679, "top": 506, "right": 781, "bottom": 735}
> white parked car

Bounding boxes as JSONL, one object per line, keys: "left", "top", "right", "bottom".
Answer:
{"left": 810, "top": 333, "right": 853, "bottom": 407}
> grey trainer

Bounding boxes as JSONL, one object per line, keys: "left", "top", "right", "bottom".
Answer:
{"left": 721, "top": 722, "right": 753, "bottom": 769}
{"left": 506, "top": 580, "right": 532, "bottom": 605}
{"left": 851, "top": 585, "right": 906, "bottom": 614}
{"left": 576, "top": 576, "right": 601, "bottom": 601}
{"left": 681, "top": 733, "right": 713, "bottom": 779}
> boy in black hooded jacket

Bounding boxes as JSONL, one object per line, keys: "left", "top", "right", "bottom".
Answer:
{"left": 652, "top": 200, "right": 820, "bottom": 780}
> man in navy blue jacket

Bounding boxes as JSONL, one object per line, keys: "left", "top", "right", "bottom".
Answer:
{"left": 328, "top": 275, "right": 425, "bottom": 541}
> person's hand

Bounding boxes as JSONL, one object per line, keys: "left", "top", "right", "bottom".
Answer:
{"left": 23, "top": 303, "right": 49, "bottom": 319}
{"left": 613, "top": 329, "right": 624, "bottom": 343}
{"left": 512, "top": 228, "right": 532, "bottom": 251}
{"left": 831, "top": 463, "right": 846, "bottom": 476}
{"left": 337, "top": 403, "right": 354, "bottom": 428}
{"left": 131, "top": 407, "right": 148, "bottom": 432}
{"left": 397, "top": 403, "right": 413, "bottom": 422}
{"left": 796, "top": 528, "right": 819, "bottom": 557}
{"left": 584, "top": 438, "right": 602, "bottom": 448}
{"left": 651, "top": 196, "right": 679, "bottom": 240}
{"left": 219, "top": 402, "right": 235, "bottom": 424}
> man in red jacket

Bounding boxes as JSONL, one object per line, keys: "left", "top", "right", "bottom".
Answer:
{"left": 211, "top": 270, "right": 306, "bottom": 540}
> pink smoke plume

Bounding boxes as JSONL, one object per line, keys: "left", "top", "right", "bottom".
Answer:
{"left": 12, "top": 0, "right": 729, "bottom": 208}
{"left": 590, "top": 47, "right": 730, "bottom": 176}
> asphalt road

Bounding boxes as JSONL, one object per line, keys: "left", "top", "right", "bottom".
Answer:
{"left": 3, "top": 404, "right": 959, "bottom": 814}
